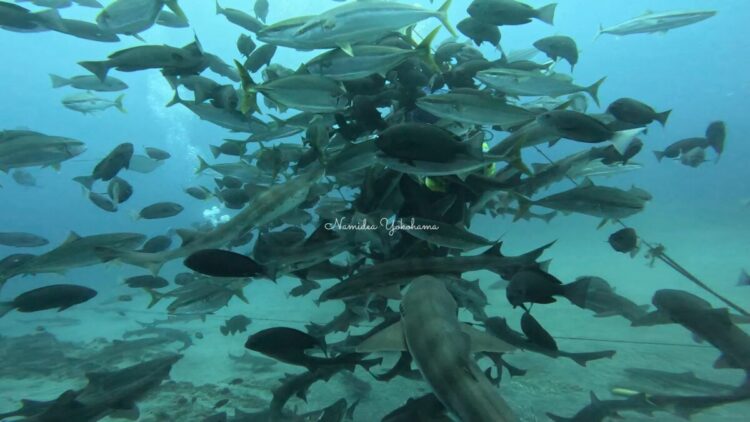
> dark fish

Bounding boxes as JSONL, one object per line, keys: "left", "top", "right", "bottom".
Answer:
{"left": 375, "top": 122, "right": 483, "bottom": 163}
{"left": 210, "top": 140, "right": 247, "bottom": 158}
{"left": 0, "top": 232, "right": 49, "bottom": 248}
{"left": 88, "top": 192, "right": 118, "bottom": 212}
{"left": 705, "top": 120, "right": 726, "bottom": 155}
{"left": 254, "top": 0, "right": 268, "bottom": 23}
{"left": 533, "top": 35, "right": 578, "bottom": 70}
{"left": 215, "top": 0, "right": 265, "bottom": 33}
{"left": 608, "top": 227, "right": 639, "bottom": 255}
{"left": 140, "top": 235, "right": 172, "bottom": 253}
{"left": 215, "top": 176, "right": 243, "bottom": 189}
{"left": 653, "top": 137, "right": 710, "bottom": 162}
{"left": 506, "top": 268, "right": 589, "bottom": 309}
{"left": 213, "top": 398, "right": 229, "bottom": 409}
{"left": 137, "top": 202, "right": 183, "bottom": 219}
{"left": 124, "top": 275, "right": 169, "bottom": 289}
{"left": 244, "top": 43, "right": 277, "bottom": 73}
{"left": 0, "top": 284, "right": 97, "bottom": 318}
{"left": 382, "top": 393, "right": 449, "bottom": 422}
{"left": 220, "top": 314, "right": 252, "bottom": 336}
{"left": 145, "top": 147, "right": 171, "bottom": 161}
{"left": 467, "top": 0, "right": 556, "bottom": 26}
{"left": 185, "top": 186, "right": 212, "bottom": 200}
{"left": 107, "top": 177, "right": 133, "bottom": 204}
{"left": 237, "top": 33, "right": 256, "bottom": 57}
{"left": 11, "top": 170, "right": 37, "bottom": 187}
{"left": 184, "top": 249, "right": 264, "bottom": 277}
{"left": 457, "top": 17, "right": 501, "bottom": 47}
{"left": 607, "top": 98, "right": 671, "bottom": 126}
{"left": 520, "top": 311, "right": 558, "bottom": 351}
{"left": 92, "top": 142, "right": 134, "bottom": 181}
{"left": 245, "top": 327, "right": 326, "bottom": 363}
{"left": 537, "top": 110, "right": 644, "bottom": 151}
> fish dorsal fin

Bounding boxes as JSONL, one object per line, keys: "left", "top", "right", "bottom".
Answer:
{"left": 175, "top": 229, "right": 199, "bottom": 246}
{"left": 63, "top": 231, "right": 82, "bottom": 244}
{"left": 481, "top": 242, "right": 504, "bottom": 256}
{"left": 355, "top": 321, "right": 407, "bottom": 352}
{"left": 461, "top": 324, "right": 516, "bottom": 353}
{"left": 590, "top": 391, "right": 601, "bottom": 404}
{"left": 579, "top": 177, "right": 594, "bottom": 188}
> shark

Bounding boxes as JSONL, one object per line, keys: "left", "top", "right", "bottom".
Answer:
{"left": 356, "top": 275, "right": 519, "bottom": 422}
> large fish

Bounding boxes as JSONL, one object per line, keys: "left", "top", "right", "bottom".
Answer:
{"left": 597, "top": 10, "right": 717, "bottom": 38}
{"left": 0, "top": 131, "right": 85, "bottom": 172}
{"left": 476, "top": 68, "right": 606, "bottom": 106}
{"left": 357, "top": 276, "right": 519, "bottom": 421}
{"left": 96, "top": 0, "right": 186, "bottom": 36}
{"left": 257, "top": 0, "right": 456, "bottom": 53}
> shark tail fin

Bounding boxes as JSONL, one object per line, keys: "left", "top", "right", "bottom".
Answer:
{"left": 569, "top": 349, "right": 616, "bottom": 367}
{"left": 653, "top": 150, "right": 665, "bottom": 162}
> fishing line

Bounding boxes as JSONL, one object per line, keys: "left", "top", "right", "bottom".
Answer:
{"left": 75, "top": 305, "right": 715, "bottom": 350}
{"left": 531, "top": 145, "right": 749, "bottom": 316}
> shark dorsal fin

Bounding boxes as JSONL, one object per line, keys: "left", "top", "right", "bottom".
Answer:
{"left": 481, "top": 242, "right": 504, "bottom": 256}
{"left": 355, "top": 321, "right": 407, "bottom": 352}
{"left": 63, "top": 231, "right": 82, "bottom": 244}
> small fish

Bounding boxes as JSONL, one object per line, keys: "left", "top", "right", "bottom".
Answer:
{"left": 184, "top": 249, "right": 264, "bottom": 278}
{"left": 11, "top": 170, "right": 37, "bottom": 187}
{"left": 220, "top": 314, "right": 252, "bottom": 336}
{"left": 88, "top": 192, "right": 118, "bottom": 212}
{"left": 607, "top": 98, "right": 671, "bottom": 126}
{"left": 608, "top": 228, "right": 639, "bottom": 256}
{"left": 0, "top": 232, "right": 49, "bottom": 248}
{"left": 107, "top": 177, "right": 133, "bottom": 204}
{"left": 125, "top": 275, "right": 169, "bottom": 289}
{"left": 137, "top": 202, "right": 183, "bottom": 219}
{"left": 92, "top": 142, "right": 134, "bottom": 182}
{"left": 253, "top": 0, "right": 268, "bottom": 23}
{"left": 49, "top": 74, "right": 128, "bottom": 91}
{"left": 468, "top": 0, "right": 556, "bottom": 26}
{"left": 236, "top": 33, "right": 256, "bottom": 57}
{"left": 185, "top": 186, "right": 212, "bottom": 200}
{"left": 145, "top": 147, "right": 171, "bottom": 161}
{"left": 62, "top": 92, "right": 125, "bottom": 114}
{"left": 533, "top": 35, "right": 578, "bottom": 70}
{"left": 140, "top": 235, "right": 172, "bottom": 253}
{"left": 506, "top": 268, "right": 589, "bottom": 310}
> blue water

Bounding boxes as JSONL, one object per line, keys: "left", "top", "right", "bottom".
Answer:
{"left": 1, "top": 1, "right": 749, "bottom": 421}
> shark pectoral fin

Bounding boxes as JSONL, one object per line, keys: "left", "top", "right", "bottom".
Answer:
{"left": 355, "top": 321, "right": 407, "bottom": 352}
{"left": 461, "top": 324, "right": 516, "bottom": 353}
{"left": 714, "top": 354, "right": 740, "bottom": 369}
{"left": 110, "top": 400, "right": 140, "bottom": 420}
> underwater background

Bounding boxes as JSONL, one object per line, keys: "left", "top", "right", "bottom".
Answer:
{"left": 1, "top": 0, "right": 749, "bottom": 421}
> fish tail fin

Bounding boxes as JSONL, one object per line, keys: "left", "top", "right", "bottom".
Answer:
{"left": 234, "top": 60, "right": 259, "bottom": 114}
{"left": 165, "top": 0, "right": 188, "bottom": 22}
{"left": 436, "top": 0, "right": 457, "bottom": 37}
{"left": 215, "top": 0, "right": 223, "bottom": 15}
{"left": 49, "top": 74, "right": 70, "bottom": 88}
{"left": 655, "top": 109, "right": 671, "bottom": 126}
{"left": 196, "top": 155, "right": 210, "bottom": 174}
{"left": 35, "top": 8, "right": 66, "bottom": 32}
{"left": 563, "top": 277, "right": 590, "bottom": 308}
{"left": 73, "top": 175, "right": 96, "bottom": 190}
{"left": 114, "top": 94, "right": 126, "bottom": 113}
{"left": 146, "top": 289, "right": 165, "bottom": 309}
{"left": 78, "top": 60, "right": 110, "bottom": 82}
{"left": 653, "top": 150, "right": 665, "bottom": 162}
{"left": 569, "top": 349, "right": 616, "bottom": 367}
{"left": 536, "top": 3, "right": 557, "bottom": 25}
{"left": 166, "top": 90, "right": 182, "bottom": 107}
{"left": 209, "top": 145, "right": 222, "bottom": 159}
{"left": 541, "top": 211, "right": 557, "bottom": 223}
{"left": 0, "top": 302, "right": 14, "bottom": 318}
{"left": 586, "top": 76, "right": 606, "bottom": 107}
{"left": 415, "top": 27, "right": 441, "bottom": 72}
